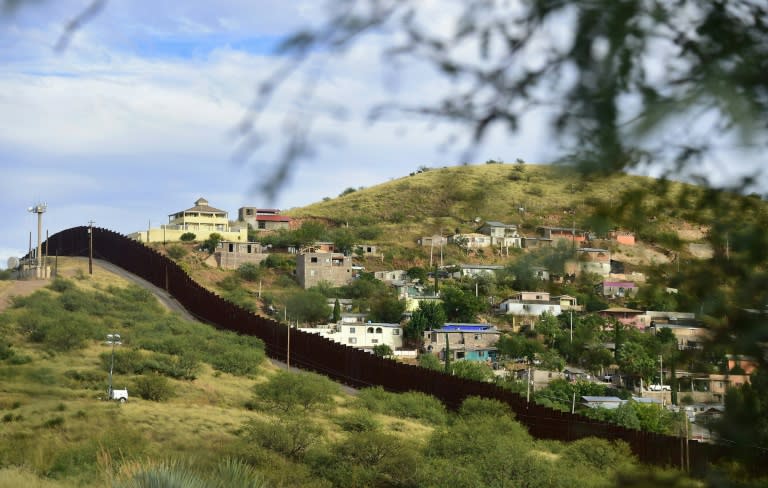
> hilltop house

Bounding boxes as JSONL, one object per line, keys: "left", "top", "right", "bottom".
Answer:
{"left": 238, "top": 207, "right": 292, "bottom": 231}
{"left": 295, "top": 252, "right": 353, "bottom": 289}
{"left": 423, "top": 324, "right": 499, "bottom": 362}
{"left": 129, "top": 197, "right": 247, "bottom": 243}
{"left": 477, "top": 221, "right": 522, "bottom": 253}
{"left": 449, "top": 232, "right": 492, "bottom": 250}
{"left": 497, "top": 291, "right": 563, "bottom": 317}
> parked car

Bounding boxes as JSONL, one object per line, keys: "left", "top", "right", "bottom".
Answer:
{"left": 648, "top": 384, "right": 671, "bottom": 391}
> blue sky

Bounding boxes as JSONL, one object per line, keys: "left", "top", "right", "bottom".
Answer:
{"left": 0, "top": 1, "right": 765, "bottom": 269}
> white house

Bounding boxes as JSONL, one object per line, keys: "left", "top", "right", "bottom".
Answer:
{"left": 497, "top": 291, "right": 563, "bottom": 317}
{"left": 298, "top": 322, "right": 403, "bottom": 351}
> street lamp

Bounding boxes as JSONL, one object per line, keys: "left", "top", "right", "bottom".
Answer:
{"left": 106, "top": 333, "right": 122, "bottom": 399}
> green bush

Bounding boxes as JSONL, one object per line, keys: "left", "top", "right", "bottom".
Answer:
{"left": 252, "top": 370, "right": 338, "bottom": 413}
{"left": 133, "top": 374, "right": 174, "bottom": 401}
{"left": 357, "top": 387, "right": 447, "bottom": 425}
{"left": 48, "top": 278, "right": 75, "bottom": 292}
{"left": 166, "top": 244, "right": 188, "bottom": 260}
{"left": 242, "top": 417, "right": 324, "bottom": 459}
{"left": 334, "top": 411, "right": 380, "bottom": 433}
{"left": 237, "top": 263, "right": 263, "bottom": 282}
{"left": 180, "top": 232, "right": 196, "bottom": 242}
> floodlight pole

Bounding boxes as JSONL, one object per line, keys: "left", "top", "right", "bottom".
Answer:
{"left": 106, "top": 333, "right": 121, "bottom": 398}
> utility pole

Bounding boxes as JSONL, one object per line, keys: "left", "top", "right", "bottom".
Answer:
{"left": 659, "top": 354, "right": 664, "bottom": 407}
{"left": 570, "top": 310, "right": 573, "bottom": 344}
{"left": 88, "top": 220, "right": 95, "bottom": 275}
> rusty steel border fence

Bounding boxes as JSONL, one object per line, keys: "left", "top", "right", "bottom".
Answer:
{"left": 42, "top": 226, "right": 734, "bottom": 475}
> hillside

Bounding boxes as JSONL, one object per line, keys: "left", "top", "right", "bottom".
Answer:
{"left": 284, "top": 163, "right": 712, "bottom": 263}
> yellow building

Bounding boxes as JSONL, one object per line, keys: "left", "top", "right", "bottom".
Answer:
{"left": 129, "top": 197, "right": 247, "bottom": 243}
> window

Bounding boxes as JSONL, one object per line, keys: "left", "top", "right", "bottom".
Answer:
{"left": 375, "top": 327, "right": 382, "bottom": 333}
{"left": 349, "top": 327, "right": 356, "bottom": 333}
{"left": 228, "top": 243, "right": 234, "bottom": 252}
{"left": 311, "top": 257, "right": 318, "bottom": 263}
{"left": 258, "top": 221, "right": 266, "bottom": 229}
{"left": 348, "top": 337, "right": 357, "bottom": 344}
{"left": 371, "top": 339, "right": 379, "bottom": 344}
{"left": 392, "top": 329, "right": 400, "bottom": 335}
{"left": 367, "top": 327, "right": 374, "bottom": 333}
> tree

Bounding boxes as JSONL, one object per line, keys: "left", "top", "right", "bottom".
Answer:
{"left": 252, "top": 370, "right": 338, "bottom": 414}
{"left": 534, "top": 311, "right": 562, "bottom": 348}
{"left": 285, "top": 289, "right": 331, "bottom": 325}
{"left": 451, "top": 360, "right": 494, "bottom": 382}
{"left": 236, "top": 263, "right": 262, "bottom": 282}
{"left": 200, "top": 232, "right": 223, "bottom": 253}
{"left": 617, "top": 342, "right": 656, "bottom": 387}
{"left": 406, "top": 300, "right": 446, "bottom": 345}
{"left": 367, "top": 292, "right": 405, "bottom": 323}
{"left": 332, "top": 298, "right": 341, "bottom": 323}
{"left": 418, "top": 352, "right": 442, "bottom": 371}
{"left": 439, "top": 285, "right": 486, "bottom": 323}
{"left": 372, "top": 344, "right": 393, "bottom": 358}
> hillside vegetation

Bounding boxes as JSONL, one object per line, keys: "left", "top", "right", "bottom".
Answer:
{"left": 286, "top": 163, "right": 710, "bottom": 253}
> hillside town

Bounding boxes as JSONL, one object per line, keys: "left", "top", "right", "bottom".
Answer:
{"left": 102, "top": 195, "right": 753, "bottom": 441}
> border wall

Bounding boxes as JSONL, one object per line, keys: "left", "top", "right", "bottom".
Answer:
{"left": 43, "top": 226, "right": 733, "bottom": 475}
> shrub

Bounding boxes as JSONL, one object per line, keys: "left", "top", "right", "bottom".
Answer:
{"left": 252, "top": 370, "right": 338, "bottom": 413}
{"left": 357, "top": 387, "right": 447, "bottom": 425}
{"left": 242, "top": 417, "right": 324, "bottom": 459}
{"left": 334, "top": 411, "right": 380, "bottom": 433}
{"left": 180, "top": 232, "right": 196, "bottom": 242}
{"left": 48, "top": 278, "right": 75, "bottom": 292}
{"left": 133, "top": 374, "right": 174, "bottom": 401}
{"left": 237, "top": 263, "right": 263, "bottom": 282}
{"left": 166, "top": 244, "right": 188, "bottom": 260}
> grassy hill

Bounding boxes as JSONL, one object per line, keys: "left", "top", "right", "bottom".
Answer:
{"left": 285, "top": 163, "right": 709, "bottom": 252}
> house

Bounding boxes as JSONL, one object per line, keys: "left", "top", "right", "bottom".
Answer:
{"left": 477, "top": 221, "right": 522, "bottom": 252}
{"left": 538, "top": 226, "right": 587, "bottom": 243}
{"left": 449, "top": 233, "right": 493, "bottom": 250}
{"left": 214, "top": 241, "right": 269, "bottom": 269}
{"left": 374, "top": 269, "right": 408, "bottom": 283}
{"left": 299, "top": 322, "right": 403, "bottom": 351}
{"left": 521, "top": 236, "right": 553, "bottom": 249}
{"left": 423, "top": 324, "right": 499, "bottom": 362}
{"left": 295, "top": 252, "right": 353, "bottom": 289}
{"left": 598, "top": 307, "right": 644, "bottom": 328}
{"left": 647, "top": 317, "right": 710, "bottom": 350}
{"left": 581, "top": 396, "right": 624, "bottom": 410}
{"left": 609, "top": 230, "right": 636, "bottom": 245}
{"left": 238, "top": 207, "right": 292, "bottom": 231}
{"left": 497, "top": 291, "right": 563, "bottom": 317}
{"left": 565, "top": 248, "right": 611, "bottom": 277}
{"left": 553, "top": 294, "right": 582, "bottom": 311}
{"left": 417, "top": 235, "right": 449, "bottom": 247}
{"left": 456, "top": 264, "right": 504, "bottom": 278}
{"left": 602, "top": 280, "right": 638, "bottom": 298}
{"left": 354, "top": 244, "right": 380, "bottom": 257}
{"left": 129, "top": 197, "right": 248, "bottom": 243}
